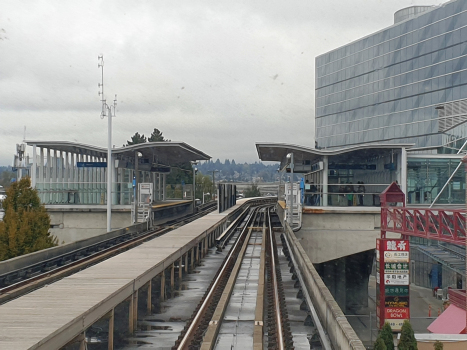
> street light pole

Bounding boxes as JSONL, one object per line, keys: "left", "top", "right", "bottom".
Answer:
{"left": 191, "top": 161, "right": 198, "bottom": 211}
{"left": 287, "top": 153, "right": 294, "bottom": 227}
{"left": 212, "top": 170, "right": 218, "bottom": 200}
{"left": 98, "top": 55, "right": 117, "bottom": 232}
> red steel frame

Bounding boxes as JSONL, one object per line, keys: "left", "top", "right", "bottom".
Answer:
{"left": 381, "top": 207, "right": 466, "bottom": 245}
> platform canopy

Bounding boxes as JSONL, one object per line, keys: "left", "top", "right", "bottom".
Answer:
{"left": 256, "top": 142, "right": 413, "bottom": 172}
{"left": 25, "top": 140, "right": 211, "bottom": 165}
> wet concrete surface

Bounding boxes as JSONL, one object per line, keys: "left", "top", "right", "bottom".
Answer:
{"left": 214, "top": 231, "right": 261, "bottom": 349}
{"left": 118, "top": 229, "right": 316, "bottom": 349}
{"left": 119, "top": 232, "right": 238, "bottom": 349}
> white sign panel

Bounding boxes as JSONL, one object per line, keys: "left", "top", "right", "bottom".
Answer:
{"left": 383, "top": 251, "right": 409, "bottom": 262}
{"left": 384, "top": 273, "right": 409, "bottom": 285}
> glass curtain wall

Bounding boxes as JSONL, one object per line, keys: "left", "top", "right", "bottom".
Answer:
{"left": 407, "top": 156, "right": 465, "bottom": 204}
{"left": 316, "top": 0, "right": 467, "bottom": 151}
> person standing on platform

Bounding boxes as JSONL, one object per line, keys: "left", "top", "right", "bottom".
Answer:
{"left": 357, "top": 181, "right": 365, "bottom": 206}
{"left": 345, "top": 183, "right": 354, "bottom": 206}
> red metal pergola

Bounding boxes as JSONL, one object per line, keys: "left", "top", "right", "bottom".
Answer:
{"left": 380, "top": 178, "right": 467, "bottom": 333}
{"left": 380, "top": 183, "right": 466, "bottom": 245}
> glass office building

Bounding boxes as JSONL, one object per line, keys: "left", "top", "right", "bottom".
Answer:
{"left": 315, "top": 0, "right": 467, "bottom": 204}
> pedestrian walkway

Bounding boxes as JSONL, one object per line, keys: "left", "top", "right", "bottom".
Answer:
{"left": 347, "top": 275, "right": 446, "bottom": 347}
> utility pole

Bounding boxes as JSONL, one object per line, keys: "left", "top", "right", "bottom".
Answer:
{"left": 98, "top": 55, "right": 117, "bottom": 232}
{"left": 287, "top": 153, "right": 294, "bottom": 227}
{"left": 212, "top": 170, "right": 218, "bottom": 200}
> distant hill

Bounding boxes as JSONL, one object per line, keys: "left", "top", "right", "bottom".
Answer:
{"left": 197, "top": 159, "right": 280, "bottom": 183}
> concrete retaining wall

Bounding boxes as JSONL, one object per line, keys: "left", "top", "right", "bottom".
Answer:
{"left": 281, "top": 206, "right": 365, "bottom": 349}
{"left": 0, "top": 221, "right": 149, "bottom": 276}
{"left": 48, "top": 211, "right": 131, "bottom": 243}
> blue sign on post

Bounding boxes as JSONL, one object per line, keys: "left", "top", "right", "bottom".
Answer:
{"left": 77, "top": 162, "right": 107, "bottom": 168}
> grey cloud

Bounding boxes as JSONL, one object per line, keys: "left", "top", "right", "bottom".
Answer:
{"left": 0, "top": 0, "right": 442, "bottom": 165}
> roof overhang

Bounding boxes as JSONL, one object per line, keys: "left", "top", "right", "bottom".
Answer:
{"left": 256, "top": 142, "right": 414, "bottom": 169}
{"left": 25, "top": 140, "right": 210, "bottom": 165}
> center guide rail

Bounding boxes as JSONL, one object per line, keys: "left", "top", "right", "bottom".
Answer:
{"left": 174, "top": 204, "right": 295, "bottom": 350}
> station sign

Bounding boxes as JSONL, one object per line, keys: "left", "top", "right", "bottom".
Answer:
{"left": 77, "top": 162, "right": 107, "bottom": 168}
{"left": 376, "top": 239, "right": 410, "bottom": 331}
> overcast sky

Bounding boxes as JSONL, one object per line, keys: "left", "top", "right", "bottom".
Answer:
{"left": 0, "top": 0, "right": 443, "bottom": 165}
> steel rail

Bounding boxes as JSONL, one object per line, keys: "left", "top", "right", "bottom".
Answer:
{"left": 199, "top": 210, "right": 257, "bottom": 349}
{"left": 176, "top": 207, "right": 259, "bottom": 350}
{"left": 267, "top": 208, "right": 285, "bottom": 350}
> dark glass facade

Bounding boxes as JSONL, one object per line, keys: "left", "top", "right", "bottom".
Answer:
{"left": 316, "top": 0, "right": 467, "bottom": 152}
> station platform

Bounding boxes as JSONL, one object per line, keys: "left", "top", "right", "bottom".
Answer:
{"left": 0, "top": 198, "right": 263, "bottom": 350}
{"left": 151, "top": 199, "right": 192, "bottom": 209}
{"left": 151, "top": 199, "right": 193, "bottom": 224}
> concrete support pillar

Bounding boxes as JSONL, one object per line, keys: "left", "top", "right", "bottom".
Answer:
{"left": 323, "top": 155, "right": 329, "bottom": 207}
{"left": 108, "top": 308, "right": 114, "bottom": 350}
{"left": 134, "top": 152, "right": 139, "bottom": 223}
{"left": 191, "top": 247, "right": 195, "bottom": 269}
{"left": 345, "top": 250, "right": 373, "bottom": 311}
{"left": 184, "top": 253, "right": 188, "bottom": 273}
{"left": 78, "top": 333, "right": 86, "bottom": 350}
{"left": 160, "top": 270, "right": 166, "bottom": 301}
{"left": 31, "top": 144, "right": 37, "bottom": 188}
{"left": 170, "top": 263, "right": 175, "bottom": 292}
{"left": 129, "top": 291, "right": 138, "bottom": 334}
{"left": 196, "top": 244, "right": 200, "bottom": 262}
{"left": 204, "top": 237, "right": 208, "bottom": 255}
{"left": 46, "top": 148, "right": 51, "bottom": 203}
{"left": 158, "top": 173, "right": 162, "bottom": 201}
{"left": 147, "top": 280, "right": 152, "bottom": 314}
{"left": 129, "top": 294, "right": 134, "bottom": 334}
{"left": 65, "top": 152, "right": 69, "bottom": 198}
{"left": 178, "top": 258, "right": 183, "bottom": 280}
{"left": 39, "top": 147, "right": 44, "bottom": 202}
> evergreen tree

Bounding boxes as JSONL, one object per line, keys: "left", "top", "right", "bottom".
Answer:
{"left": 398, "top": 320, "right": 417, "bottom": 350}
{"left": 148, "top": 128, "right": 169, "bottom": 142}
{"left": 374, "top": 337, "right": 387, "bottom": 350}
{"left": 0, "top": 177, "right": 57, "bottom": 261}
{"left": 126, "top": 132, "right": 147, "bottom": 145}
{"left": 244, "top": 183, "right": 262, "bottom": 197}
{"left": 433, "top": 340, "right": 443, "bottom": 350}
{"left": 380, "top": 322, "right": 395, "bottom": 350}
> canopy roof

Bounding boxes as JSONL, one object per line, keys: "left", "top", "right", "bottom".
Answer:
{"left": 427, "top": 304, "right": 466, "bottom": 334}
{"left": 25, "top": 140, "right": 210, "bottom": 164}
{"left": 256, "top": 142, "right": 413, "bottom": 169}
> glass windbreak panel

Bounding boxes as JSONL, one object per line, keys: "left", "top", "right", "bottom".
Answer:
{"left": 407, "top": 157, "right": 465, "bottom": 205}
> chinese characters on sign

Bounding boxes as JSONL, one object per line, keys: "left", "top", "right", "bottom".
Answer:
{"left": 376, "top": 239, "right": 410, "bottom": 331}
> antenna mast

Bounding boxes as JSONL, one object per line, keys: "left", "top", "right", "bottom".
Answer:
{"left": 98, "top": 55, "right": 117, "bottom": 232}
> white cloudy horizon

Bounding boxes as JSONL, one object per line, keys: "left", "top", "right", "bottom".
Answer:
{"left": 0, "top": 0, "right": 442, "bottom": 165}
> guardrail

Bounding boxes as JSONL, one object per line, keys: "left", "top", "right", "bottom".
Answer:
{"left": 381, "top": 206, "right": 466, "bottom": 244}
{"left": 282, "top": 209, "right": 365, "bottom": 350}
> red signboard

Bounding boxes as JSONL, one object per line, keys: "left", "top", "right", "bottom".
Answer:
{"left": 384, "top": 307, "right": 410, "bottom": 319}
{"left": 376, "top": 239, "right": 410, "bottom": 331}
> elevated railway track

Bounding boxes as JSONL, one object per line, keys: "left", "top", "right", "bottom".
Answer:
{"left": 0, "top": 198, "right": 364, "bottom": 350}
{"left": 0, "top": 201, "right": 217, "bottom": 304}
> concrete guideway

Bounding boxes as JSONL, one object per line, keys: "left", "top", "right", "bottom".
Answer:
{"left": 0, "top": 198, "right": 273, "bottom": 350}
